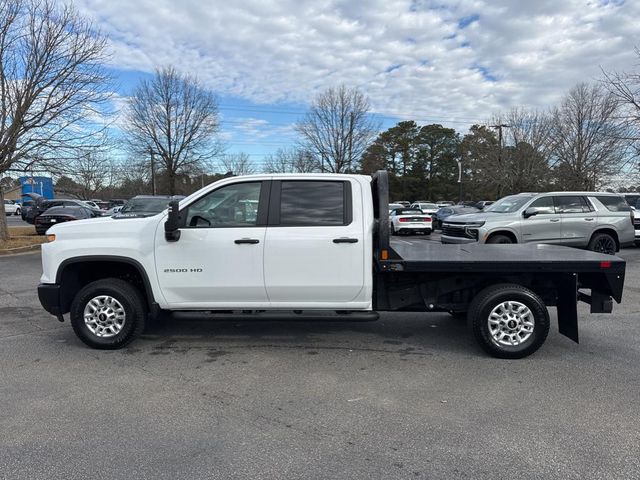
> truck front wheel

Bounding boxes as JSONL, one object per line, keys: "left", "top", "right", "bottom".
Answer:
{"left": 468, "top": 283, "right": 550, "bottom": 359}
{"left": 70, "top": 278, "right": 146, "bottom": 349}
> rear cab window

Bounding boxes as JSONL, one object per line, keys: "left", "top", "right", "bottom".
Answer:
{"left": 271, "top": 180, "right": 352, "bottom": 226}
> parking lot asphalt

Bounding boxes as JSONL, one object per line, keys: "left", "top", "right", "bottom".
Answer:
{"left": 4, "top": 215, "right": 31, "bottom": 228}
{"left": 1, "top": 240, "right": 639, "bottom": 480}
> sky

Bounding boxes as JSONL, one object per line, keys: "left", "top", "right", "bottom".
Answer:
{"left": 72, "top": 0, "right": 639, "bottom": 171}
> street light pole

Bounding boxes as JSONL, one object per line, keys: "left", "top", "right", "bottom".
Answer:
{"left": 456, "top": 159, "right": 463, "bottom": 202}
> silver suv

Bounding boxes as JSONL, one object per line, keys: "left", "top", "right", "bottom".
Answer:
{"left": 441, "top": 192, "right": 635, "bottom": 254}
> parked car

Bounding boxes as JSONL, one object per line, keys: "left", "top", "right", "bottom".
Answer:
{"left": 390, "top": 207, "right": 432, "bottom": 235}
{"left": 433, "top": 205, "right": 480, "bottom": 229}
{"left": 35, "top": 205, "right": 100, "bottom": 235}
{"left": 3, "top": 199, "right": 21, "bottom": 216}
{"left": 623, "top": 194, "right": 640, "bottom": 245}
{"left": 394, "top": 200, "right": 411, "bottom": 207}
{"left": 475, "top": 200, "right": 494, "bottom": 210}
{"left": 20, "top": 200, "right": 34, "bottom": 221}
{"left": 388, "top": 202, "right": 404, "bottom": 214}
{"left": 105, "top": 205, "right": 123, "bottom": 216}
{"left": 436, "top": 201, "right": 455, "bottom": 208}
{"left": 410, "top": 202, "right": 439, "bottom": 216}
{"left": 82, "top": 200, "right": 101, "bottom": 210}
{"left": 115, "top": 195, "right": 184, "bottom": 218}
{"left": 25, "top": 195, "right": 90, "bottom": 225}
{"left": 441, "top": 192, "right": 635, "bottom": 254}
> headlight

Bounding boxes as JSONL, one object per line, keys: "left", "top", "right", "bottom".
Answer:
{"left": 465, "top": 221, "right": 485, "bottom": 227}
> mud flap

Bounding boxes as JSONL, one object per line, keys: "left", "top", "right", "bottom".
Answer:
{"left": 556, "top": 273, "right": 579, "bottom": 343}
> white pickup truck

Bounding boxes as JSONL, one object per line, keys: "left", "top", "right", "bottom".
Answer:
{"left": 38, "top": 172, "right": 626, "bottom": 358}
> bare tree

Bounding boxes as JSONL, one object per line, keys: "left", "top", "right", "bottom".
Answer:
{"left": 0, "top": 0, "right": 110, "bottom": 240}
{"left": 220, "top": 152, "right": 256, "bottom": 176}
{"left": 602, "top": 48, "right": 640, "bottom": 177}
{"left": 295, "top": 85, "right": 380, "bottom": 173}
{"left": 486, "top": 108, "right": 552, "bottom": 194}
{"left": 125, "top": 66, "right": 222, "bottom": 195}
{"left": 548, "top": 83, "right": 631, "bottom": 190}
{"left": 263, "top": 147, "right": 319, "bottom": 173}
{"left": 71, "top": 151, "right": 113, "bottom": 199}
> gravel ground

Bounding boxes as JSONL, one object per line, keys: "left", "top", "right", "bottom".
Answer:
{"left": 1, "top": 242, "right": 639, "bottom": 480}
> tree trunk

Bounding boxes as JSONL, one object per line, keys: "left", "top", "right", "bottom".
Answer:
{"left": 0, "top": 189, "right": 9, "bottom": 242}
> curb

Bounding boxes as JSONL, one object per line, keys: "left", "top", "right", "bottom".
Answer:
{"left": 0, "top": 243, "right": 42, "bottom": 256}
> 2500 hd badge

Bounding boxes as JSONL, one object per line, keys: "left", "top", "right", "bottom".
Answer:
{"left": 164, "top": 268, "right": 203, "bottom": 273}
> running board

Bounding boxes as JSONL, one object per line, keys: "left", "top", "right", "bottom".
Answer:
{"left": 170, "top": 310, "right": 380, "bottom": 322}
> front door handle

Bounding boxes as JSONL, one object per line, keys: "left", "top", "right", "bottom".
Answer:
{"left": 585, "top": 218, "right": 594, "bottom": 221}
{"left": 234, "top": 238, "right": 260, "bottom": 244}
{"left": 333, "top": 238, "right": 359, "bottom": 244}
{"left": 550, "top": 218, "right": 560, "bottom": 223}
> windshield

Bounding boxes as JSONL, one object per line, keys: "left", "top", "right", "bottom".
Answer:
{"left": 485, "top": 195, "right": 533, "bottom": 213}
{"left": 393, "top": 209, "right": 423, "bottom": 215}
{"left": 120, "top": 198, "right": 170, "bottom": 215}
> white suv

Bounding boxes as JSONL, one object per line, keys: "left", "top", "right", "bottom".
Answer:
{"left": 4, "top": 199, "right": 21, "bottom": 216}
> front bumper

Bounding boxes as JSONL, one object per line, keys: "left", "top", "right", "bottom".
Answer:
{"left": 441, "top": 235, "right": 477, "bottom": 244}
{"left": 38, "top": 283, "right": 62, "bottom": 316}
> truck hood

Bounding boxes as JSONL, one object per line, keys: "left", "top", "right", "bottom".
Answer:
{"left": 47, "top": 213, "right": 163, "bottom": 238}
{"left": 444, "top": 212, "right": 497, "bottom": 223}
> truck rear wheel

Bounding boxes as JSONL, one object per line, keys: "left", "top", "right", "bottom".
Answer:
{"left": 468, "top": 283, "right": 549, "bottom": 359}
{"left": 70, "top": 278, "right": 146, "bottom": 349}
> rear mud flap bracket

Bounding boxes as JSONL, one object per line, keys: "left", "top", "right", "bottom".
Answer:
{"left": 556, "top": 273, "right": 579, "bottom": 344}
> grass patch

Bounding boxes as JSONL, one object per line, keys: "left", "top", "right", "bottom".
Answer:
{"left": 1, "top": 226, "right": 47, "bottom": 253}
{"left": 8, "top": 226, "right": 38, "bottom": 236}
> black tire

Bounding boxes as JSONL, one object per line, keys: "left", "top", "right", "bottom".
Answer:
{"left": 425, "top": 230, "right": 431, "bottom": 236}
{"left": 587, "top": 232, "right": 616, "bottom": 255}
{"left": 467, "top": 283, "right": 550, "bottom": 359}
{"left": 70, "top": 278, "right": 146, "bottom": 349}
{"left": 15, "top": 208, "right": 20, "bottom": 216}
{"left": 487, "top": 234, "right": 514, "bottom": 244}
{"left": 391, "top": 224, "right": 397, "bottom": 236}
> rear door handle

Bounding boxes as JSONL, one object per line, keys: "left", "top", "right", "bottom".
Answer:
{"left": 550, "top": 218, "right": 560, "bottom": 223}
{"left": 333, "top": 238, "right": 358, "bottom": 244}
{"left": 585, "top": 218, "right": 594, "bottom": 221}
{"left": 234, "top": 238, "right": 260, "bottom": 244}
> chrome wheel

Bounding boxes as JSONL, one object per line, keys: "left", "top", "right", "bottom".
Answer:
{"left": 488, "top": 301, "right": 534, "bottom": 347}
{"left": 83, "top": 295, "right": 126, "bottom": 338}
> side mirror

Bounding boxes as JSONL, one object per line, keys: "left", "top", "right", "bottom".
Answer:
{"left": 523, "top": 207, "right": 538, "bottom": 219}
{"left": 164, "top": 200, "right": 183, "bottom": 242}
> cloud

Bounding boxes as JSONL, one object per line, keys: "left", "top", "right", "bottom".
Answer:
{"left": 73, "top": 0, "right": 640, "bottom": 126}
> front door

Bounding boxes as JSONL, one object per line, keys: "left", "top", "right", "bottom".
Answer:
{"left": 155, "top": 181, "right": 269, "bottom": 308}
{"left": 263, "top": 179, "right": 367, "bottom": 307}
{"left": 521, "top": 196, "right": 562, "bottom": 244}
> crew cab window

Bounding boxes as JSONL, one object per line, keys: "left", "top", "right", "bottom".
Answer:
{"left": 278, "top": 181, "right": 350, "bottom": 226}
{"left": 528, "top": 196, "right": 555, "bottom": 214}
{"left": 554, "top": 196, "right": 591, "bottom": 214}
{"left": 185, "top": 182, "right": 262, "bottom": 228}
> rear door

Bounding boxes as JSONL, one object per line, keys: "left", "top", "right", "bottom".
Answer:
{"left": 520, "top": 196, "right": 562, "bottom": 244}
{"left": 554, "top": 195, "right": 594, "bottom": 246}
{"left": 263, "top": 179, "right": 366, "bottom": 306}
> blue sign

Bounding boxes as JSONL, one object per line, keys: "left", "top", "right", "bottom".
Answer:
{"left": 19, "top": 176, "right": 54, "bottom": 200}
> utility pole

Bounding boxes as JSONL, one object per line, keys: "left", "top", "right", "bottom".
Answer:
{"left": 489, "top": 123, "right": 510, "bottom": 167}
{"left": 149, "top": 148, "right": 156, "bottom": 195}
{"left": 347, "top": 111, "right": 355, "bottom": 173}
{"left": 456, "top": 159, "right": 463, "bottom": 202}
{"left": 490, "top": 123, "right": 510, "bottom": 197}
